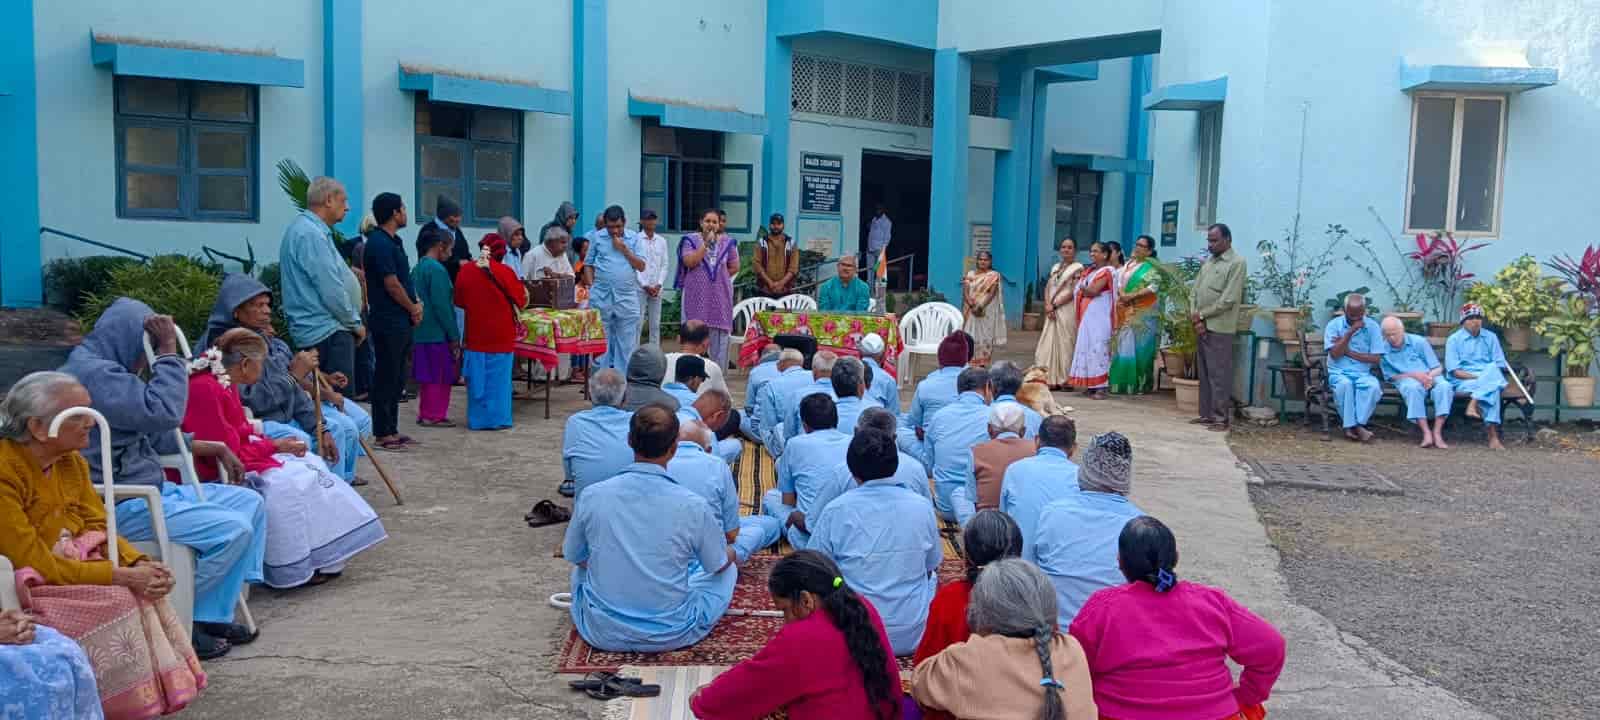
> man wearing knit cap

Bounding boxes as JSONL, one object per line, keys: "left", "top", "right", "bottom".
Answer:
{"left": 951, "top": 403, "right": 1035, "bottom": 525}
{"left": 1445, "top": 302, "right": 1511, "bottom": 450}
{"left": 858, "top": 332, "right": 900, "bottom": 412}
{"left": 999, "top": 415, "right": 1081, "bottom": 559}
{"left": 896, "top": 332, "right": 972, "bottom": 464}
{"left": 1031, "top": 431, "right": 1145, "bottom": 625}
{"left": 418, "top": 195, "right": 471, "bottom": 282}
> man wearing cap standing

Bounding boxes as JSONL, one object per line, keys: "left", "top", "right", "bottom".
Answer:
{"left": 637, "top": 209, "right": 670, "bottom": 346}
{"left": 754, "top": 213, "right": 798, "bottom": 299}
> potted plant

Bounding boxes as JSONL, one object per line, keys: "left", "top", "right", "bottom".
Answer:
{"left": 1461, "top": 255, "right": 1563, "bottom": 352}
{"left": 1238, "top": 277, "right": 1261, "bottom": 324}
{"left": 1346, "top": 209, "right": 1429, "bottom": 324}
{"left": 1535, "top": 295, "right": 1600, "bottom": 407}
{"left": 1546, "top": 245, "right": 1600, "bottom": 314}
{"left": 1253, "top": 220, "right": 1344, "bottom": 342}
{"left": 1324, "top": 287, "right": 1379, "bottom": 320}
{"left": 1409, "top": 231, "right": 1487, "bottom": 340}
{"left": 1155, "top": 259, "right": 1202, "bottom": 412}
{"left": 1022, "top": 279, "right": 1043, "bottom": 331}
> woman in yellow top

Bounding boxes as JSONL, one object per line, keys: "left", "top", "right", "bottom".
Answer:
{"left": 0, "top": 371, "right": 207, "bottom": 719}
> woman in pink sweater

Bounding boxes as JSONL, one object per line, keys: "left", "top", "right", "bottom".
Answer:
{"left": 689, "top": 550, "right": 903, "bottom": 719}
{"left": 1068, "top": 516, "right": 1285, "bottom": 720}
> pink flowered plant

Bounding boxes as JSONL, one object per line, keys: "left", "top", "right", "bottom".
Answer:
{"left": 1409, "top": 232, "right": 1487, "bottom": 321}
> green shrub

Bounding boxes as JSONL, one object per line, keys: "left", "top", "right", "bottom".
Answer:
{"left": 43, "top": 256, "right": 142, "bottom": 314}
{"left": 78, "top": 255, "right": 224, "bottom": 343}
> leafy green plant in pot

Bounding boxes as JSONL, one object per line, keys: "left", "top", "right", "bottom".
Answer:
{"left": 1325, "top": 287, "right": 1378, "bottom": 320}
{"left": 1253, "top": 221, "right": 1344, "bottom": 343}
{"left": 1462, "top": 255, "right": 1563, "bottom": 352}
{"left": 1154, "top": 260, "right": 1202, "bottom": 412}
{"left": 1535, "top": 296, "right": 1600, "bottom": 407}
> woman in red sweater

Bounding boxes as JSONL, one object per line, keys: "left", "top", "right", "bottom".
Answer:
{"left": 453, "top": 235, "right": 527, "bottom": 430}
{"left": 690, "top": 550, "right": 903, "bottom": 720}
{"left": 912, "top": 509, "right": 1023, "bottom": 720}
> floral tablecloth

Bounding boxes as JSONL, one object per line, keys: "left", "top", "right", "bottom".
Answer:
{"left": 738, "top": 311, "right": 903, "bottom": 378}
{"left": 514, "top": 308, "right": 607, "bottom": 370}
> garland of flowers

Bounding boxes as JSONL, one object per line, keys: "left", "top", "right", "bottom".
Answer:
{"left": 188, "top": 347, "right": 232, "bottom": 388}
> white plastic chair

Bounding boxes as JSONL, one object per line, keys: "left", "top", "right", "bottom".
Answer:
{"left": 776, "top": 293, "right": 818, "bottom": 311}
{"left": 0, "top": 555, "right": 18, "bottom": 610}
{"left": 729, "top": 296, "right": 779, "bottom": 370}
{"left": 897, "top": 302, "right": 964, "bottom": 387}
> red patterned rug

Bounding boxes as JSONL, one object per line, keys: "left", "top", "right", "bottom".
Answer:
{"left": 556, "top": 554, "right": 967, "bottom": 673}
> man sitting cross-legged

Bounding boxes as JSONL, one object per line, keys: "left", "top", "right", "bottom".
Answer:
{"left": 830, "top": 356, "right": 882, "bottom": 435}
{"left": 1447, "top": 303, "right": 1511, "bottom": 450}
{"left": 676, "top": 387, "right": 743, "bottom": 465}
{"left": 809, "top": 427, "right": 943, "bottom": 656}
{"left": 951, "top": 403, "right": 1037, "bottom": 526}
{"left": 1001, "top": 415, "right": 1083, "bottom": 559}
{"left": 664, "top": 319, "right": 729, "bottom": 395}
{"left": 780, "top": 351, "right": 839, "bottom": 443}
{"left": 741, "top": 344, "right": 784, "bottom": 441}
{"left": 1032, "top": 431, "right": 1144, "bottom": 626}
{"left": 897, "top": 334, "right": 971, "bottom": 465}
{"left": 563, "top": 405, "right": 737, "bottom": 652}
{"left": 753, "top": 348, "right": 808, "bottom": 455}
{"left": 926, "top": 367, "right": 994, "bottom": 522}
{"left": 667, "top": 419, "right": 781, "bottom": 565}
{"left": 987, "top": 361, "right": 1043, "bottom": 438}
{"left": 561, "top": 369, "right": 633, "bottom": 499}
{"left": 1323, "top": 293, "right": 1384, "bottom": 443}
{"left": 1379, "top": 316, "right": 1454, "bottom": 449}
{"left": 763, "top": 394, "right": 851, "bottom": 549}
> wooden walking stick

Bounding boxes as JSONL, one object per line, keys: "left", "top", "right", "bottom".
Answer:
{"left": 310, "top": 370, "right": 404, "bottom": 505}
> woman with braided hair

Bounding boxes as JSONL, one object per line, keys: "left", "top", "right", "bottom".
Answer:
{"left": 1069, "top": 516, "right": 1285, "bottom": 720}
{"left": 689, "top": 550, "right": 902, "bottom": 719}
{"left": 913, "top": 510, "right": 1024, "bottom": 671}
{"left": 912, "top": 558, "right": 1095, "bottom": 719}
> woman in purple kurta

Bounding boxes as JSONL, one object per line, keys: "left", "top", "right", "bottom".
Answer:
{"left": 676, "top": 208, "right": 741, "bottom": 366}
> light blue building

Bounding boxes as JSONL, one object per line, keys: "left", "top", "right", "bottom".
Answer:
{"left": 1, "top": 0, "right": 1593, "bottom": 328}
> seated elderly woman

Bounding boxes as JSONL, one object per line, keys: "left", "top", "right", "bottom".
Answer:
{"left": 0, "top": 607, "right": 102, "bottom": 720}
{"left": 1069, "top": 516, "right": 1286, "bottom": 720}
{"left": 183, "top": 329, "right": 387, "bottom": 589}
{"left": 912, "top": 558, "right": 1096, "bottom": 720}
{"left": 0, "top": 371, "right": 207, "bottom": 718}
{"left": 913, "top": 510, "right": 1025, "bottom": 720}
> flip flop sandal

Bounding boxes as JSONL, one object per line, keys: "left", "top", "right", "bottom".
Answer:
{"left": 191, "top": 630, "right": 231, "bottom": 660}
{"left": 397, "top": 434, "right": 421, "bottom": 446}
{"left": 548, "top": 592, "right": 573, "bottom": 609}
{"left": 1188, "top": 417, "right": 1218, "bottom": 425}
{"left": 303, "top": 573, "right": 336, "bottom": 587}
{"left": 196, "top": 621, "right": 259, "bottom": 646}
{"left": 583, "top": 675, "right": 661, "bottom": 700}
{"left": 376, "top": 438, "right": 408, "bottom": 452}
{"left": 350, "top": 476, "right": 370, "bottom": 486}
{"left": 525, "top": 500, "right": 572, "bottom": 528}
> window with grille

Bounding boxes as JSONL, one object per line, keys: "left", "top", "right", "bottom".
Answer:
{"left": 415, "top": 98, "right": 522, "bottom": 227}
{"left": 1196, "top": 108, "right": 1222, "bottom": 228}
{"left": 1054, "top": 169, "right": 1103, "bottom": 260}
{"left": 971, "top": 83, "right": 999, "bottom": 118}
{"left": 792, "top": 53, "right": 936, "bottom": 128}
{"left": 115, "top": 76, "right": 258, "bottom": 221}
{"left": 639, "top": 122, "right": 752, "bottom": 234}
{"left": 1405, "top": 93, "right": 1506, "bottom": 235}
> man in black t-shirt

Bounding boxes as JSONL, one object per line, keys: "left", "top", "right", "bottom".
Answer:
{"left": 363, "top": 192, "right": 424, "bottom": 448}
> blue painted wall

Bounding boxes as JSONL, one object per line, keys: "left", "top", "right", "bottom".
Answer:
{"left": 574, "top": 0, "right": 607, "bottom": 222}
{"left": 929, "top": 48, "right": 971, "bottom": 302}
{"left": 0, "top": 0, "right": 40, "bottom": 307}
{"left": 323, "top": 0, "right": 362, "bottom": 237}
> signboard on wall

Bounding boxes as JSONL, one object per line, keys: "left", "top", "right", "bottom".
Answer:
{"left": 801, "top": 153, "right": 844, "bottom": 174}
{"left": 796, "top": 215, "right": 843, "bottom": 257}
{"left": 800, "top": 174, "right": 842, "bottom": 214}
{"left": 1160, "top": 200, "right": 1180, "bottom": 247}
{"left": 970, "top": 223, "right": 992, "bottom": 255}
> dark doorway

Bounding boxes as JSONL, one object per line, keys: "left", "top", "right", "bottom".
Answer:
{"left": 859, "top": 151, "right": 931, "bottom": 290}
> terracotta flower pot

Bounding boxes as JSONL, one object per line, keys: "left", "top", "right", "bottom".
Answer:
{"left": 1501, "top": 325, "right": 1532, "bottom": 352}
{"left": 1279, "top": 366, "right": 1307, "bottom": 400}
{"left": 1172, "top": 376, "right": 1201, "bottom": 414}
{"left": 1272, "top": 308, "right": 1301, "bottom": 343}
{"left": 1022, "top": 312, "right": 1043, "bottom": 331}
{"left": 1161, "top": 349, "right": 1190, "bottom": 380}
{"left": 1562, "top": 376, "right": 1596, "bottom": 408}
{"left": 1426, "top": 322, "right": 1455, "bottom": 341}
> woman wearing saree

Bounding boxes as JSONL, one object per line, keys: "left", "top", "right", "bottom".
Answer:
{"left": 1069, "top": 242, "right": 1116, "bottom": 399}
{"left": 1036, "top": 238, "right": 1084, "bottom": 390}
{"left": 962, "top": 250, "right": 1007, "bottom": 366}
{"left": 0, "top": 371, "right": 205, "bottom": 719}
{"left": 1110, "top": 235, "right": 1162, "bottom": 395}
{"left": 183, "top": 330, "right": 387, "bottom": 589}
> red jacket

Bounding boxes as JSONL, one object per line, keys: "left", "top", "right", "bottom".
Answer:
{"left": 453, "top": 260, "right": 527, "bottom": 353}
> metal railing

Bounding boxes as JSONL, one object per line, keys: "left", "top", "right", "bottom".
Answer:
{"left": 40, "top": 226, "right": 151, "bottom": 261}
{"left": 732, "top": 250, "right": 918, "bottom": 300}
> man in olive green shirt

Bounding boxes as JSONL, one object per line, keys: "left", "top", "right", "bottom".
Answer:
{"left": 1189, "top": 223, "right": 1247, "bottom": 429}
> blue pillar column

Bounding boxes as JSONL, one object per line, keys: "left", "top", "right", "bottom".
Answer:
{"left": 990, "top": 61, "right": 1035, "bottom": 324}
{"left": 573, "top": 0, "right": 608, "bottom": 219}
{"left": 324, "top": 0, "right": 363, "bottom": 236}
{"left": 929, "top": 48, "right": 970, "bottom": 303}
{"left": 1120, "top": 54, "right": 1153, "bottom": 240}
{"left": 0, "top": 0, "right": 40, "bottom": 307}
{"left": 1022, "top": 78, "right": 1049, "bottom": 314}
{"left": 761, "top": 34, "right": 791, "bottom": 222}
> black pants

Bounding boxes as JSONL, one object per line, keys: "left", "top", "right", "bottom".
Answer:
{"left": 1196, "top": 331, "right": 1235, "bottom": 422}
{"left": 370, "top": 328, "right": 412, "bottom": 438}
{"left": 352, "top": 312, "right": 375, "bottom": 397}
{"left": 312, "top": 329, "right": 356, "bottom": 382}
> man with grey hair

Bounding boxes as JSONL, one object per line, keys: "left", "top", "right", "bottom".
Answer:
{"left": 741, "top": 344, "right": 784, "bottom": 440}
{"left": 666, "top": 419, "right": 780, "bottom": 564}
{"left": 781, "top": 350, "right": 839, "bottom": 442}
{"left": 813, "top": 406, "right": 932, "bottom": 513}
{"left": 755, "top": 348, "right": 809, "bottom": 455}
{"left": 1031, "top": 431, "right": 1144, "bottom": 624}
{"left": 829, "top": 356, "right": 880, "bottom": 434}
{"left": 682, "top": 388, "right": 742, "bottom": 464}
{"left": 1323, "top": 292, "right": 1384, "bottom": 442}
{"left": 951, "top": 403, "right": 1035, "bottom": 525}
{"left": 561, "top": 368, "right": 633, "bottom": 499}
{"left": 278, "top": 176, "right": 364, "bottom": 381}
{"left": 989, "top": 361, "right": 1042, "bottom": 438}
{"left": 999, "top": 414, "right": 1081, "bottom": 559}
{"left": 523, "top": 224, "right": 575, "bottom": 280}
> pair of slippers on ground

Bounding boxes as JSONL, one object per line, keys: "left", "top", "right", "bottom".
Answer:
{"left": 569, "top": 671, "right": 660, "bottom": 701}
{"left": 375, "top": 434, "right": 421, "bottom": 451}
{"left": 526, "top": 499, "right": 571, "bottom": 527}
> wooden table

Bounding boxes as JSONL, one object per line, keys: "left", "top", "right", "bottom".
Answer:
{"left": 737, "top": 310, "right": 904, "bottom": 379}
{"left": 513, "top": 308, "right": 607, "bottom": 419}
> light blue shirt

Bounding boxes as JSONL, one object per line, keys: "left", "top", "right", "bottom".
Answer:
{"left": 1033, "top": 490, "right": 1145, "bottom": 626}
{"left": 1380, "top": 333, "right": 1441, "bottom": 380}
{"left": 815, "top": 450, "right": 932, "bottom": 518}
{"left": 832, "top": 395, "right": 881, "bottom": 435}
{"left": 758, "top": 367, "right": 813, "bottom": 451}
{"left": 863, "top": 357, "right": 901, "bottom": 413}
{"left": 563, "top": 463, "right": 732, "bottom": 650}
{"left": 926, "top": 392, "right": 992, "bottom": 515}
{"left": 279, "top": 210, "right": 362, "bottom": 347}
{"left": 1001, "top": 448, "right": 1082, "bottom": 561}
{"left": 952, "top": 431, "right": 1023, "bottom": 525}
{"left": 809, "top": 478, "right": 942, "bottom": 655}
{"left": 776, "top": 428, "right": 853, "bottom": 546}
{"left": 1445, "top": 327, "right": 1507, "bottom": 373}
{"left": 666, "top": 441, "right": 739, "bottom": 536}
{"left": 783, "top": 378, "right": 837, "bottom": 440}
{"left": 745, "top": 359, "right": 783, "bottom": 417}
{"left": 993, "top": 395, "right": 1043, "bottom": 438}
{"left": 587, "top": 228, "right": 645, "bottom": 312}
{"left": 905, "top": 366, "right": 962, "bottom": 432}
{"left": 1323, "top": 314, "right": 1384, "bottom": 378}
{"left": 562, "top": 405, "right": 634, "bottom": 499}
{"left": 663, "top": 382, "right": 699, "bottom": 409}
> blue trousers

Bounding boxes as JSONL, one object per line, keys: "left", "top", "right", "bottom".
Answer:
{"left": 1457, "top": 364, "right": 1506, "bottom": 424}
{"left": 115, "top": 483, "right": 267, "bottom": 624}
{"left": 464, "top": 351, "right": 514, "bottom": 430}
{"left": 895, "top": 426, "right": 930, "bottom": 470}
{"left": 713, "top": 437, "right": 742, "bottom": 465}
{"left": 570, "top": 561, "right": 736, "bottom": 653}
{"left": 262, "top": 399, "right": 370, "bottom": 482}
{"left": 1394, "top": 377, "right": 1454, "bottom": 421}
{"left": 760, "top": 488, "right": 812, "bottom": 550}
{"left": 733, "top": 515, "right": 782, "bottom": 564}
{"left": 597, "top": 304, "right": 642, "bottom": 373}
{"left": 1330, "top": 371, "right": 1381, "bottom": 428}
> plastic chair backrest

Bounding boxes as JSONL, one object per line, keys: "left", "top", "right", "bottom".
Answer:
{"left": 777, "top": 293, "right": 817, "bottom": 311}
{"left": 732, "top": 296, "right": 777, "bottom": 335}
{"left": 901, "top": 302, "right": 962, "bottom": 349}
{"left": 49, "top": 406, "right": 121, "bottom": 568}
{"left": 143, "top": 326, "right": 215, "bottom": 498}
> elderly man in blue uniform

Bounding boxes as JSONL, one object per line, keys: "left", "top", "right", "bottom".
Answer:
{"left": 988, "top": 361, "right": 1042, "bottom": 438}
{"left": 925, "top": 367, "right": 994, "bottom": 522}
{"left": 763, "top": 394, "right": 852, "bottom": 549}
{"left": 949, "top": 404, "right": 1030, "bottom": 526}
{"left": 561, "top": 369, "right": 634, "bottom": 499}
{"left": 1323, "top": 293, "right": 1385, "bottom": 442}
{"left": 564, "top": 405, "right": 737, "bottom": 652}
{"left": 780, "top": 351, "right": 839, "bottom": 443}
{"left": 664, "top": 355, "right": 707, "bottom": 408}
{"left": 853, "top": 333, "right": 900, "bottom": 413}
{"left": 829, "top": 357, "right": 880, "bottom": 435}
{"left": 1380, "top": 315, "right": 1454, "bottom": 449}
{"left": 667, "top": 419, "right": 781, "bottom": 565}
{"left": 586, "top": 205, "right": 648, "bottom": 373}
{"left": 809, "top": 428, "right": 942, "bottom": 656}
{"left": 755, "top": 349, "right": 811, "bottom": 457}
{"left": 1000, "top": 415, "right": 1082, "bottom": 559}
{"left": 897, "top": 333, "right": 971, "bottom": 466}
{"left": 1032, "top": 432, "right": 1144, "bottom": 625}
{"left": 812, "top": 407, "right": 932, "bottom": 518}
{"left": 674, "top": 388, "right": 743, "bottom": 465}
{"left": 1446, "top": 303, "right": 1511, "bottom": 450}
{"left": 741, "top": 345, "right": 785, "bottom": 440}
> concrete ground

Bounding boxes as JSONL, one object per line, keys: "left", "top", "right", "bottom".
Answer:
{"left": 182, "top": 332, "right": 1492, "bottom": 719}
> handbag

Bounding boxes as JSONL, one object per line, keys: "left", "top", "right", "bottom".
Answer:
{"left": 479, "top": 264, "right": 529, "bottom": 342}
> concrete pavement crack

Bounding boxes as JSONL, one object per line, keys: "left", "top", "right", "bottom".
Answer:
{"left": 213, "top": 653, "right": 567, "bottom": 712}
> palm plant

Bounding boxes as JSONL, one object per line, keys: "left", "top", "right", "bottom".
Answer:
{"left": 275, "top": 158, "right": 351, "bottom": 257}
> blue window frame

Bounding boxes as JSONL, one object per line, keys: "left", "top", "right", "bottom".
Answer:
{"left": 640, "top": 123, "right": 753, "bottom": 234}
{"left": 415, "top": 98, "right": 522, "bottom": 227}
{"left": 718, "top": 164, "right": 753, "bottom": 234}
{"left": 115, "top": 77, "right": 258, "bottom": 221}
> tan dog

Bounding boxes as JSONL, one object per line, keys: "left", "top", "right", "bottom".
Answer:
{"left": 1020, "top": 366, "right": 1072, "bottom": 416}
